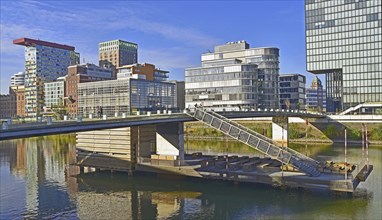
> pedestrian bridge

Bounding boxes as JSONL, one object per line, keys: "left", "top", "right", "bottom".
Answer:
{"left": 0, "top": 109, "right": 325, "bottom": 140}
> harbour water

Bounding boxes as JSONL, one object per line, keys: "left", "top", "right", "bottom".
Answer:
{"left": 0, "top": 135, "right": 381, "bottom": 219}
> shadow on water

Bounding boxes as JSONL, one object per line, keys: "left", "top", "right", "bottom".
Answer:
{"left": 74, "top": 171, "right": 373, "bottom": 220}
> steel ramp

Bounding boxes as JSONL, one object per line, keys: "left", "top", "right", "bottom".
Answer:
{"left": 186, "top": 107, "right": 321, "bottom": 177}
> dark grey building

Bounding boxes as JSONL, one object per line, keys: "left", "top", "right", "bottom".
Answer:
{"left": 279, "top": 74, "right": 306, "bottom": 110}
{"left": 305, "top": 0, "right": 382, "bottom": 113}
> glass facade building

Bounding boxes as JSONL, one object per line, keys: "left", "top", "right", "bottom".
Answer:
{"left": 305, "top": 0, "right": 382, "bottom": 112}
{"left": 279, "top": 74, "right": 306, "bottom": 110}
{"left": 13, "top": 38, "right": 79, "bottom": 118}
{"left": 78, "top": 79, "right": 175, "bottom": 117}
{"left": 185, "top": 41, "right": 279, "bottom": 110}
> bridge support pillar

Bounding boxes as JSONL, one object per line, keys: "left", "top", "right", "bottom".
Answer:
{"left": 156, "top": 122, "right": 184, "bottom": 161}
{"left": 272, "top": 117, "right": 289, "bottom": 147}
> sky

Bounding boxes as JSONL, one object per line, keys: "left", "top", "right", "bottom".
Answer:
{"left": 0, "top": 0, "right": 324, "bottom": 94}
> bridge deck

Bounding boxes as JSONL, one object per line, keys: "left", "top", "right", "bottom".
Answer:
{"left": 0, "top": 111, "right": 325, "bottom": 140}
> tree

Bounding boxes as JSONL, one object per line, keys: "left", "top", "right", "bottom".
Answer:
{"left": 51, "top": 97, "right": 67, "bottom": 120}
{"left": 284, "top": 99, "right": 291, "bottom": 110}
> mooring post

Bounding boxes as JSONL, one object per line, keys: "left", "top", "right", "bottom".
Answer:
{"left": 225, "top": 134, "right": 229, "bottom": 178}
{"left": 137, "top": 126, "right": 140, "bottom": 166}
{"left": 281, "top": 125, "right": 284, "bottom": 177}
{"left": 186, "top": 124, "right": 189, "bottom": 155}
{"left": 362, "top": 123, "right": 365, "bottom": 162}
{"left": 305, "top": 119, "right": 308, "bottom": 156}
{"left": 345, "top": 128, "right": 347, "bottom": 180}
{"left": 366, "top": 125, "right": 369, "bottom": 170}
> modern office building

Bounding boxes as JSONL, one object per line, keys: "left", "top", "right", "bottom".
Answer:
{"left": 305, "top": 0, "right": 382, "bottom": 113}
{"left": 185, "top": 40, "right": 279, "bottom": 110}
{"left": 13, "top": 38, "right": 79, "bottom": 118}
{"left": 10, "top": 85, "right": 26, "bottom": 117}
{"left": 44, "top": 77, "right": 66, "bottom": 109}
{"left": 77, "top": 79, "right": 175, "bottom": 117}
{"left": 306, "top": 76, "right": 326, "bottom": 112}
{"left": 66, "top": 63, "right": 112, "bottom": 118}
{"left": 279, "top": 74, "right": 306, "bottom": 110}
{"left": 10, "top": 72, "right": 25, "bottom": 86}
{"left": 99, "top": 39, "right": 138, "bottom": 78}
{"left": 117, "top": 63, "right": 169, "bottom": 81}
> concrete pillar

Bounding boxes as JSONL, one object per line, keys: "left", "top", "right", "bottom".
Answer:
{"left": 272, "top": 117, "right": 289, "bottom": 147}
{"left": 156, "top": 122, "right": 184, "bottom": 160}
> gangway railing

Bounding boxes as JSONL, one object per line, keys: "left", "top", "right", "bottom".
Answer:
{"left": 208, "top": 110, "right": 319, "bottom": 165}
{"left": 186, "top": 107, "right": 321, "bottom": 177}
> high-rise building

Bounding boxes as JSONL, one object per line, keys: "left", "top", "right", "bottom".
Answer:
{"left": 66, "top": 63, "right": 112, "bottom": 118}
{"left": 10, "top": 72, "right": 25, "bottom": 86}
{"left": 44, "top": 76, "right": 66, "bottom": 109}
{"left": 305, "top": 0, "right": 382, "bottom": 113}
{"left": 279, "top": 74, "right": 306, "bottom": 110}
{"left": 99, "top": 39, "right": 138, "bottom": 78}
{"left": 185, "top": 40, "right": 279, "bottom": 110}
{"left": 13, "top": 38, "right": 79, "bottom": 118}
{"left": 306, "top": 76, "right": 326, "bottom": 112}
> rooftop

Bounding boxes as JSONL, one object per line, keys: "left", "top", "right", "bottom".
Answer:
{"left": 13, "top": 38, "right": 75, "bottom": 51}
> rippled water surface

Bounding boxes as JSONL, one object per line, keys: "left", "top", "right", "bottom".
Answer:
{"left": 0, "top": 135, "right": 381, "bottom": 219}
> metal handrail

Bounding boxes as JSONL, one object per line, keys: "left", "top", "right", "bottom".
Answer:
{"left": 204, "top": 108, "right": 319, "bottom": 165}
{"left": 185, "top": 107, "right": 321, "bottom": 176}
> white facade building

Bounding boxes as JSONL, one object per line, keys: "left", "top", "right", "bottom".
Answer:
{"left": 44, "top": 77, "right": 66, "bottom": 108}
{"left": 10, "top": 72, "right": 25, "bottom": 86}
{"left": 186, "top": 40, "right": 280, "bottom": 110}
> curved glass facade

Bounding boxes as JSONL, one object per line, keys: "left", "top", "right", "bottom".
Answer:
{"left": 185, "top": 41, "right": 280, "bottom": 110}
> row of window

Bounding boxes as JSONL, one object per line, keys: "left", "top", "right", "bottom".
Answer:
{"left": 307, "top": 55, "right": 381, "bottom": 67}
{"left": 305, "top": 0, "right": 379, "bottom": 10}
{"left": 186, "top": 72, "right": 257, "bottom": 83}
{"left": 306, "top": 27, "right": 381, "bottom": 43}
{"left": 307, "top": 52, "right": 381, "bottom": 62}
{"left": 306, "top": 19, "right": 380, "bottom": 35}
{"left": 307, "top": 42, "right": 381, "bottom": 54}
{"left": 306, "top": 5, "right": 380, "bottom": 19}
{"left": 343, "top": 86, "right": 382, "bottom": 93}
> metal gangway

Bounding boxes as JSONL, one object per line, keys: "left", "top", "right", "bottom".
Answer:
{"left": 186, "top": 107, "right": 321, "bottom": 177}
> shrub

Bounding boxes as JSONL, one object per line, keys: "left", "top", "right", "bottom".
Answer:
{"left": 347, "top": 128, "right": 361, "bottom": 140}
{"left": 371, "top": 124, "right": 382, "bottom": 141}
{"left": 323, "top": 124, "right": 338, "bottom": 138}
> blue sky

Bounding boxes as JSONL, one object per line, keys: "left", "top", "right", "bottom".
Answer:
{"left": 0, "top": 0, "right": 324, "bottom": 94}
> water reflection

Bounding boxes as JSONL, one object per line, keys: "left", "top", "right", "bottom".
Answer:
{"left": 0, "top": 136, "right": 76, "bottom": 219}
{"left": 74, "top": 171, "right": 374, "bottom": 220}
{"left": 0, "top": 135, "right": 381, "bottom": 219}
